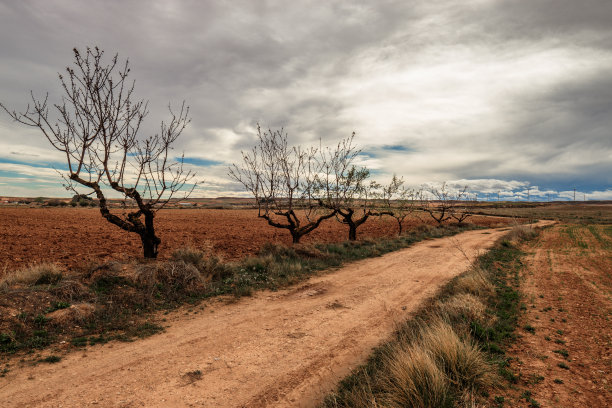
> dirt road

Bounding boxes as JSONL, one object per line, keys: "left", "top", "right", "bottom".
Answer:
{"left": 1, "top": 224, "right": 543, "bottom": 408}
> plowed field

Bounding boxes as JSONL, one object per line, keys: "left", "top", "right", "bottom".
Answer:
{"left": 0, "top": 207, "right": 511, "bottom": 273}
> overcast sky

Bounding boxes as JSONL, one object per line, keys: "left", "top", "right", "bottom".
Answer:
{"left": 1, "top": 0, "right": 611, "bottom": 200}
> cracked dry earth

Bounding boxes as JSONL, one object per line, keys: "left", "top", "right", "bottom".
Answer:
{"left": 1, "top": 224, "right": 550, "bottom": 408}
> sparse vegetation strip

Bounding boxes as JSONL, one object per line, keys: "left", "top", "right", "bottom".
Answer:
{"left": 0, "top": 223, "right": 474, "bottom": 356}
{"left": 322, "top": 224, "right": 538, "bottom": 408}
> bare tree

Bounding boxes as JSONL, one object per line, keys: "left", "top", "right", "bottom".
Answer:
{"left": 380, "top": 175, "right": 421, "bottom": 235}
{"left": 316, "top": 136, "right": 377, "bottom": 241}
{"left": 229, "top": 125, "right": 336, "bottom": 244}
{"left": 1, "top": 47, "right": 196, "bottom": 258}
{"left": 421, "top": 182, "right": 468, "bottom": 225}
{"left": 449, "top": 196, "right": 473, "bottom": 225}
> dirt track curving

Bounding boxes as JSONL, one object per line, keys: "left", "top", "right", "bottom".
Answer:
{"left": 0, "top": 223, "right": 551, "bottom": 408}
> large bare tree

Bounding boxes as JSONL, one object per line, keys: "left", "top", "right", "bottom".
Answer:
{"left": 229, "top": 125, "right": 336, "bottom": 244}
{"left": 1, "top": 47, "right": 196, "bottom": 258}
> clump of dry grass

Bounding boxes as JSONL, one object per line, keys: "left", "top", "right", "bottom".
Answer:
{"left": 453, "top": 267, "right": 495, "bottom": 298}
{"left": 383, "top": 343, "right": 452, "bottom": 408}
{"left": 419, "top": 321, "right": 495, "bottom": 395}
{"left": 171, "top": 246, "right": 207, "bottom": 266}
{"left": 171, "top": 246, "right": 231, "bottom": 282}
{"left": 507, "top": 223, "right": 537, "bottom": 242}
{"left": 379, "top": 320, "right": 494, "bottom": 408}
{"left": 134, "top": 261, "right": 202, "bottom": 291}
{"left": 49, "top": 279, "right": 90, "bottom": 301}
{"left": 436, "top": 293, "right": 488, "bottom": 324}
{"left": 323, "top": 372, "right": 380, "bottom": 408}
{"left": 0, "top": 263, "right": 63, "bottom": 290}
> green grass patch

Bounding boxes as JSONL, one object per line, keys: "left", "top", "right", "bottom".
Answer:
{"left": 45, "top": 301, "right": 71, "bottom": 313}
{"left": 565, "top": 226, "right": 588, "bottom": 249}
{"left": 40, "top": 355, "right": 61, "bottom": 363}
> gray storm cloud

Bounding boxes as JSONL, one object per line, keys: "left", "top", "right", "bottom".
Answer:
{"left": 0, "top": 0, "right": 610, "bottom": 199}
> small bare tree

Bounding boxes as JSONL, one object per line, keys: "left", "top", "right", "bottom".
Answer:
{"left": 316, "top": 136, "right": 377, "bottom": 241}
{"left": 421, "top": 182, "right": 468, "bottom": 225}
{"left": 449, "top": 196, "right": 473, "bottom": 225}
{"left": 229, "top": 125, "right": 336, "bottom": 244}
{"left": 1, "top": 47, "right": 196, "bottom": 258}
{"left": 380, "top": 175, "right": 421, "bottom": 235}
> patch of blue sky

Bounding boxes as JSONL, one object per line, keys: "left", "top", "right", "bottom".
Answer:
{"left": 381, "top": 145, "right": 413, "bottom": 152}
{"left": 0, "top": 169, "right": 36, "bottom": 179}
{"left": 0, "top": 157, "right": 68, "bottom": 171}
{"left": 180, "top": 157, "right": 224, "bottom": 167}
{"left": 358, "top": 151, "right": 377, "bottom": 159}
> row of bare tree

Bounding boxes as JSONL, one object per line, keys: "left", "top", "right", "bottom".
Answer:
{"left": 1, "top": 47, "right": 473, "bottom": 259}
{"left": 229, "top": 127, "right": 473, "bottom": 244}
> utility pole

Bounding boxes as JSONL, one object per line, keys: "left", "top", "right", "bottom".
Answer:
{"left": 527, "top": 186, "right": 531, "bottom": 202}
{"left": 497, "top": 191, "right": 500, "bottom": 201}
{"left": 573, "top": 188, "right": 576, "bottom": 202}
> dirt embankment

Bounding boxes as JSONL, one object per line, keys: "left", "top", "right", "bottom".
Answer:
{"left": 0, "top": 223, "right": 538, "bottom": 408}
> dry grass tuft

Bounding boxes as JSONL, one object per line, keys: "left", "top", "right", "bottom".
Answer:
{"left": 171, "top": 246, "right": 207, "bottom": 266}
{"left": 171, "top": 246, "right": 231, "bottom": 282}
{"left": 49, "top": 279, "right": 90, "bottom": 301}
{"left": 324, "top": 372, "right": 381, "bottom": 408}
{"left": 383, "top": 343, "right": 452, "bottom": 408}
{"left": 47, "top": 303, "right": 96, "bottom": 326}
{"left": 380, "top": 320, "right": 494, "bottom": 407}
{"left": 134, "top": 261, "right": 203, "bottom": 291}
{"left": 453, "top": 267, "right": 495, "bottom": 298}
{"left": 0, "top": 263, "right": 63, "bottom": 290}
{"left": 436, "top": 293, "right": 488, "bottom": 324}
{"left": 507, "top": 223, "right": 537, "bottom": 242}
{"left": 419, "top": 321, "right": 495, "bottom": 394}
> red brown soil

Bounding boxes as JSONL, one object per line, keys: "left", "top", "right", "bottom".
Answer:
{"left": 497, "top": 224, "right": 612, "bottom": 407}
{"left": 0, "top": 224, "right": 532, "bottom": 408}
{"left": 0, "top": 207, "right": 510, "bottom": 274}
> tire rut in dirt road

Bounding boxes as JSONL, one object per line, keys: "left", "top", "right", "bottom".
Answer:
{"left": 1, "top": 223, "right": 552, "bottom": 408}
